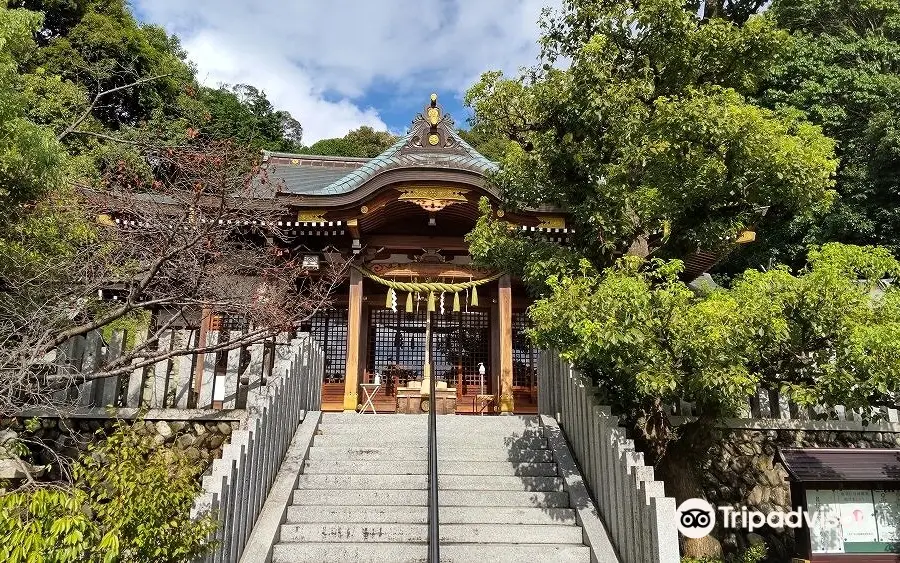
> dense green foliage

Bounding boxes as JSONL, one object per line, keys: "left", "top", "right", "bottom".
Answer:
{"left": 722, "top": 0, "right": 900, "bottom": 271}
{"left": 466, "top": 0, "right": 837, "bottom": 269}
{"left": 0, "top": 0, "right": 306, "bottom": 281}
{"left": 199, "top": 84, "right": 304, "bottom": 152}
{"left": 0, "top": 5, "right": 66, "bottom": 221}
{"left": 529, "top": 243, "right": 900, "bottom": 429}
{"left": 682, "top": 542, "right": 767, "bottom": 563}
{"left": 305, "top": 125, "right": 397, "bottom": 158}
{"left": 0, "top": 423, "right": 216, "bottom": 562}
{"left": 457, "top": 125, "right": 511, "bottom": 162}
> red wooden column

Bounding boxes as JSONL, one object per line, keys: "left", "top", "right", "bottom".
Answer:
{"left": 342, "top": 268, "right": 364, "bottom": 412}
{"left": 498, "top": 274, "right": 515, "bottom": 413}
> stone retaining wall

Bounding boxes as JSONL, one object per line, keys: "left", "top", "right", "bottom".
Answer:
{"left": 1, "top": 410, "right": 244, "bottom": 481}
{"left": 699, "top": 427, "right": 900, "bottom": 561}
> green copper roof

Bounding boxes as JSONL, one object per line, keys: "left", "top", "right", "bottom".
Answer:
{"left": 265, "top": 130, "right": 498, "bottom": 197}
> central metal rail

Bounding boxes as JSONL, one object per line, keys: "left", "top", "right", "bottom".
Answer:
{"left": 427, "top": 363, "right": 439, "bottom": 562}
{"left": 425, "top": 308, "right": 439, "bottom": 563}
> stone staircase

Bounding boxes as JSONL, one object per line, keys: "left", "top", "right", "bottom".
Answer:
{"left": 272, "top": 413, "right": 592, "bottom": 563}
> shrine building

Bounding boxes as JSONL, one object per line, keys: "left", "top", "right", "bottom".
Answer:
{"left": 260, "top": 95, "right": 571, "bottom": 414}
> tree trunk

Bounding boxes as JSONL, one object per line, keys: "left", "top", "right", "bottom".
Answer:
{"left": 703, "top": 0, "right": 721, "bottom": 21}
{"left": 656, "top": 428, "right": 724, "bottom": 558}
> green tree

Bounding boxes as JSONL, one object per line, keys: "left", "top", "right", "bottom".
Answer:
{"left": 527, "top": 243, "right": 900, "bottom": 557}
{"left": 306, "top": 126, "right": 397, "bottom": 158}
{"left": 721, "top": 0, "right": 900, "bottom": 272}
{"left": 0, "top": 422, "right": 216, "bottom": 562}
{"left": 199, "top": 83, "right": 304, "bottom": 151}
{"left": 0, "top": 4, "right": 66, "bottom": 222}
{"left": 457, "top": 125, "right": 510, "bottom": 162}
{"left": 466, "top": 0, "right": 837, "bottom": 272}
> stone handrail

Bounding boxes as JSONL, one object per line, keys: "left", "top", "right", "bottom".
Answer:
{"left": 191, "top": 335, "right": 324, "bottom": 562}
{"left": 538, "top": 351, "right": 680, "bottom": 563}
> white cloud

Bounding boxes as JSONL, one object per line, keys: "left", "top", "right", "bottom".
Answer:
{"left": 136, "top": 0, "right": 556, "bottom": 143}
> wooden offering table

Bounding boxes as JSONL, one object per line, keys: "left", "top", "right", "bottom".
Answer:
{"left": 396, "top": 380, "right": 457, "bottom": 414}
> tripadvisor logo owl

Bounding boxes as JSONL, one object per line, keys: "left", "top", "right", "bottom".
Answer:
{"left": 676, "top": 498, "right": 841, "bottom": 538}
{"left": 676, "top": 498, "right": 716, "bottom": 539}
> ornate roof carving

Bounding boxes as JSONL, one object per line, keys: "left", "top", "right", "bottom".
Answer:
{"left": 400, "top": 94, "right": 469, "bottom": 156}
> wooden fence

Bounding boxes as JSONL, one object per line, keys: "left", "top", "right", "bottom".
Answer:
{"left": 538, "top": 351, "right": 680, "bottom": 563}
{"left": 191, "top": 335, "right": 323, "bottom": 563}
{"left": 54, "top": 328, "right": 289, "bottom": 410}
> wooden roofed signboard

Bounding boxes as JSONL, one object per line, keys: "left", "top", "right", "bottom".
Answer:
{"left": 778, "top": 448, "right": 900, "bottom": 561}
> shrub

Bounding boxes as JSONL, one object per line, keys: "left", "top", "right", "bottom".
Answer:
{"left": 0, "top": 421, "right": 216, "bottom": 562}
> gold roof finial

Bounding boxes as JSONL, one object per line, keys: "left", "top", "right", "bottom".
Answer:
{"left": 430, "top": 93, "right": 438, "bottom": 105}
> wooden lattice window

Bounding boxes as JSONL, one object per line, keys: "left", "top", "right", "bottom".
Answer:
{"left": 367, "top": 308, "right": 490, "bottom": 388}
{"left": 301, "top": 309, "right": 348, "bottom": 383}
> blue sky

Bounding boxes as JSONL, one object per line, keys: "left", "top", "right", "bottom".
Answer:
{"left": 133, "top": 0, "right": 557, "bottom": 143}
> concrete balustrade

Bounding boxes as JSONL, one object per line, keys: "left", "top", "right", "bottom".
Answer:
{"left": 191, "top": 335, "right": 324, "bottom": 563}
{"left": 538, "top": 351, "right": 680, "bottom": 563}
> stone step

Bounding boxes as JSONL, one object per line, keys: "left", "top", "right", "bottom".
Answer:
{"left": 286, "top": 505, "right": 427, "bottom": 524}
{"left": 317, "top": 425, "right": 545, "bottom": 439}
{"left": 302, "top": 459, "right": 559, "bottom": 476}
{"left": 440, "top": 461, "right": 559, "bottom": 477}
{"left": 303, "top": 460, "right": 428, "bottom": 475}
{"left": 272, "top": 542, "right": 426, "bottom": 563}
{"left": 293, "top": 488, "right": 427, "bottom": 506}
{"left": 440, "top": 490, "right": 570, "bottom": 508}
{"left": 307, "top": 447, "right": 428, "bottom": 461}
{"left": 295, "top": 474, "right": 565, "bottom": 492}
{"left": 312, "top": 434, "right": 548, "bottom": 449}
{"left": 439, "top": 506, "right": 578, "bottom": 526}
{"left": 439, "top": 475, "right": 565, "bottom": 492}
{"left": 272, "top": 542, "right": 590, "bottom": 563}
{"left": 440, "top": 543, "right": 591, "bottom": 563}
{"left": 307, "top": 447, "right": 553, "bottom": 463}
{"left": 291, "top": 489, "right": 570, "bottom": 508}
{"left": 279, "top": 523, "right": 584, "bottom": 544}
{"left": 284, "top": 505, "right": 577, "bottom": 526}
{"left": 320, "top": 413, "right": 540, "bottom": 425}
{"left": 296, "top": 474, "right": 425, "bottom": 490}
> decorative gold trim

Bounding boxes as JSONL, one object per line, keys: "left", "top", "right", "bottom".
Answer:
{"left": 427, "top": 107, "right": 440, "bottom": 125}
{"left": 297, "top": 210, "right": 327, "bottom": 222}
{"left": 360, "top": 205, "right": 369, "bottom": 214}
{"left": 736, "top": 230, "right": 756, "bottom": 244}
{"left": 537, "top": 216, "right": 566, "bottom": 229}
{"left": 397, "top": 187, "right": 469, "bottom": 212}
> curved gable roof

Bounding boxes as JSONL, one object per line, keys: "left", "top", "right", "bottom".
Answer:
{"left": 263, "top": 97, "right": 498, "bottom": 199}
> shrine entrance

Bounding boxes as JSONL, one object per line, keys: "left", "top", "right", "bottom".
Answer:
{"left": 365, "top": 308, "right": 492, "bottom": 413}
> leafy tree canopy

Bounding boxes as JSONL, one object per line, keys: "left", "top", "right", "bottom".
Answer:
{"left": 721, "top": 0, "right": 900, "bottom": 272}
{"left": 466, "top": 0, "right": 837, "bottom": 272}
{"left": 305, "top": 125, "right": 397, "bottom": 158}
{"left": 199, "top": 83, "right": 304, "bottom": 152}
{"left": 457, "top": 125, "right": 511, "bottom": 162}
{"left": 0, "top": 4, "right": 66, "bottom": 223}
{"left": 0, "top": 422, "right": 216, "bottom": 562}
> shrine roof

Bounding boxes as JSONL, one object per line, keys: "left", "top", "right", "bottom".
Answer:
{"left": 261, "top": 96, "right": 498, "bottom": 198}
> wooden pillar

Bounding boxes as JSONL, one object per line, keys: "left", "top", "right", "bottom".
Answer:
{"left": 498, "top": 274, "right": 514, "bottom": 413}
{"left": 343, "top": 268, "right": 364, "bottom": 412}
